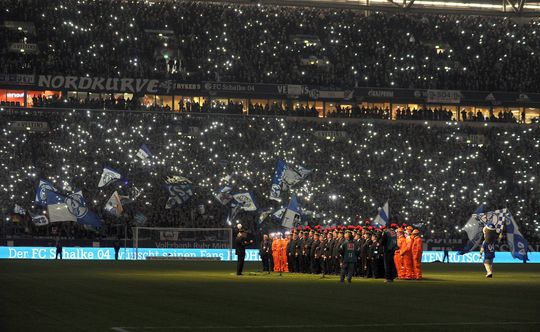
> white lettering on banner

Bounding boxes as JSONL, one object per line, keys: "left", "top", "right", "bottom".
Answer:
{"left": 203, "top": 82, "right": 255, "bottom": 92}
{"left": 7, "top": 92, "right": 24, "bottom": 98}
{"left": 368, "top": 90, "right": 394, "bottom": 98}
{"left": 0, "top": 74, "right": 34, "bottom": 84}
{"left": 427, "top": 89, "right": 462, "bottom": 104}
{"left": 283, "top": 85, "right": 302, "bottom": 96}
{"left": 175, "top": 83, "right": 201, "bottom": 90}
{"left": 0, "top": 248, "right": 537, "bottom": 263}
{"left": 37, "top": 75, "right": 161, "bottom": 93}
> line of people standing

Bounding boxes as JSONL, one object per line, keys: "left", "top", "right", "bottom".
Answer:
{"left": 259, "top": 224, "right": 423, "bottom": 282}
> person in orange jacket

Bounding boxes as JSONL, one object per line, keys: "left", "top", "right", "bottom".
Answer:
{"left": 280, "top": 233, "right": 289, "bottom": 272}
{"left": 272, "top": 233, "right": 282, "bottom": 272}
{"left": 411, "top": 229, "right": 423, "bottom": 280}
{"left": 394, "top": 228, "right": 405, "bottom": 279}
{"left": 400, "top": 226, "right": 414, "bottom": 280}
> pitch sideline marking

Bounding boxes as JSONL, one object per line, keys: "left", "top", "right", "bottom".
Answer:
{"left": 111, "top": 321, "right": 540, "bottom": 330}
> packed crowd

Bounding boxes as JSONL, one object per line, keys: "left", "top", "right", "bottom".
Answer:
{"left": 1, "top": 0, "right": 540, "bottom": 92}
{"left": 1, "top": 108, "right": 538, "bottom": 245}
{"left": 259, "top": 224, "right": 422, "bottom": 282}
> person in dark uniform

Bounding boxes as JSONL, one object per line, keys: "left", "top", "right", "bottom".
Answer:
{"left": 380, "top": 225, "right": 398, "bottom": 282}
{"left": 361, "top": 231, "right": 371, "bottom": 277}
{"left": 333, "top": 231, "right": 344, "bottom": 274}
{"left": 235, "top": 229, "right": 253, "bottom": 275}
{"left": 339, "top": 231, "right": 359, "bottom": 283}
{"left": 310, "top": 233, "right": 321, "bottom": 274}
{"left": 354, "top": 230, "right": 364, "bottom": 276}
{"left": 259, "top": 234, "right": 272, "bottom": 272}
{"left": 286, "top": 233, "right": 296, "bottom": 273}
{"left": 113, "top": 237, "right": 121, "bottom": 261}
{"left": 293, "top": 231, "right": 303, "bottom": 273}
{"left": 302, "top": 231, "right": 312, "bottom": 273}
{"left": 322, "top": 232, "right": 333, "bottom": 277}
{"left": 55, "top": 238, "right": 63, "bottom": 260}
{"left": 368, "top": 233, "right": 383, "bottom": 278}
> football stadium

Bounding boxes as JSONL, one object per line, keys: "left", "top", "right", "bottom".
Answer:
{"left": 1, "top": 0, "right": 540, "bottom": 331}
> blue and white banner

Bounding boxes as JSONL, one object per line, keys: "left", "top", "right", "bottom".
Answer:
{"left": 35, "top": 179, "right": 58, "bottom": 206}
{"left": 164, "top": 184, "right": 193, "bottom": 209}
{"left": 29, "top": 212, "right": 48, "bottom": 226}
{"left": 98, "top": 167, "right": 122, "bottom": 188}
{"left": 282, "top": 195, "right": 303, "bottom": 228}
{"left": 458, "top": 205, "right": 485, "bottom": 254}
{"left": 46, "top": 190, "right": 77, "bottom": 222}
{"left": 505, "top": 211, "right": 529, "bottom": 261}
{"left": 214, "top": 185, "right": 234, "bottom": 206}
{"left": 13, "top": 204, "right": 27, "bottom": 215}
{"left": 373, "top": 201, "right": 389, "bottom": 227}
{"left": 232, "top": 192, "right": 257, "bottom": 211}
{"left": 460, "top": 208, "right": 529, "bottom": 260}
{"left": 104, "top": 191, "right": 123, "bottom": 216}
{"left": 136, "top": 143, "right": 153, "bottom": 162}
{"left": 0, "top": 247, "right": 538, "bottom": 263}
{"left": 282, "top": 164, "right": 312, "bottom": 189}
{"left": 270, "top": 159, "right": 286, "bottom": 201}
{"left": 46, "top": 190, "right": 101, "bottom": 227}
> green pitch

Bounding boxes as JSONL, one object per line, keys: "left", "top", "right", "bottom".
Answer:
{"left": 1, "top": 261, "right": 539, "bottom": 332}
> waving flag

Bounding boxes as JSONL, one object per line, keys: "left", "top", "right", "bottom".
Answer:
{"left": 459, "top": 208, "right": 528, "bottom": 260}
{"left": 46, "top": 190, "right": 77, "bottom": 222}
{"left": 214, "top": 185, "right": 234, "bottom": 206}
{"left": 35, "top": 179, "right": 58, "bottom": 206}
{"left": 46, "top": 190, "right": 101, "bottom": 227}
{"left": 104, "top": 191, "right": 123, "bottom": 216}
{"left": 164, "top": 184, "right": 193, "bottom": 209}
{"left": 458, "top": 205, "right": 485, "bottom": 254}
{"left": 505, "top": 211, "right": 529, "bottom": 261}
{"left": 13, "top": 204, "right": 27, "bottom": 216}
{"left": 282, "top": 164, "right": 312, "bottom": 189}
{"left": 270, "top": 159, "right": 286, "bottom": 201}
{"left": 373, "top": 201, "right": 389, "bottom": 227}
{"left": 282, "top": 195, "right": 304, "bottom": 228}
{"left": 258, "top": 207, "right": 274, "bottom": 223}
{"left": 136, "top": 144, "right": 153, "bottom": 162}
{"left": 30, "top": 212, "right": 49, "bottom": 227}
{"left": 270, "top": 159, "right": 311, "bottom": 201}
{"left": 232, "top": 192, "right": 258, "bottom": 211}
{"left": 98, "top": 167, "right": 121, "bottom": 188}
{"left": 271, "top": 207, "right": 286, "bottom": 221}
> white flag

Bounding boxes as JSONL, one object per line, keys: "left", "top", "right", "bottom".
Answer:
{"left": 14, "top": 204, "right": 27, "bottom": 215}
{"left": 98, "top": 167, "right": 121, "bottom": 188}
{"left": 104, "top": 191, "right": 123, "bottom": 216}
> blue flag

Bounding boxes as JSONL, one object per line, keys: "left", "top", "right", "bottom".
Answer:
{"left": 270, "top": 159, "right": 286, "bottom": 201}
{"left": 35, "top": 179, "right": 58, "bottom": 207}
{"left": 164, "top": 184, "right": 193, "bottom": 209}
{"left": 458, "top": 204, "right": 485, "bottom": 255}
{"left": 46, "top": 189, "right": 101, "bottom": 227}
{"left": 281, "top": 195, "right": 304, "bottom": 228}
{"left": 373, "top": 201, "right": 389, "bottom": 227}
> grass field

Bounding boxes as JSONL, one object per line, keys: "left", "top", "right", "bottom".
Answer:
{"left": 0, "top": 261, "right": 539, "bottom": 332}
